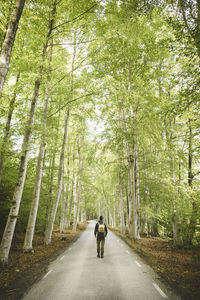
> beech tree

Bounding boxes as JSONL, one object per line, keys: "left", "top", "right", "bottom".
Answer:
{"left": 44, "top": 110, "right": 69, "bottom": 245}
{"left": 23, "top": 39, "right": 54, "bottom": 252}
{"left": 0, "top": 0, "right": 25, "bottom": 97}
{"left": 0, "top": 0, "right": 57, "bottom": 264}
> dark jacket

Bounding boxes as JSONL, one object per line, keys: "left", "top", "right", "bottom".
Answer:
{"left": 94, "top": 220, "right": 108, "bottom": 240}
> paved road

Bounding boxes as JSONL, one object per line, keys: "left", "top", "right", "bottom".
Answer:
{"left": 23, "top": 221, "right": 181, "bottom": 300}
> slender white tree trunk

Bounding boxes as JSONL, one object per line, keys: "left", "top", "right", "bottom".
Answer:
{"left": 119, "top": 168, "right": 126, "bottom": 234}
{"left": 98, "top": 201, "right": 101, "bottom": 218}
{"left": 120, "top": 106, "right": 130, "bottom": 229}
{"left": 23, "top": 139, "right": 46, "bottom": 251}
{"left": 73, "top": 136, "right": 83, "bottom": 232}
{"left": 44, "top": 111, "right": 69, "bottom": 245}
{"left": 165, "top": 118, "right": 182, "bottom": 243}
{"left": 80, "top": 193, "right": 86, "bottom": 222}
{"left": 64, "top": 195, "right": 70, "bottom": 230}
{"left": 102, "top": 184, "right": 109, "bottom": 224}
{"left": 67, "top": 183, "right": 74, "bottom": 228}
{"left": 23, "top": 40, "right": 53, "bottom": 252}
{"left": 134, "top": 148, "right": 140, "bottom": 239}
{"left": 0, "top": 0, "right": 25, "bottom": 97}
{"left": 120, "top": 105, "right": 139, "bottom": 239}
{"left": 0, "top": 78, "right": 40, "bottom": 264}
{"left": 60, "top": 182, "right": 66, "bottom": 233}
{"left": 109, "top": 209, "right": 113, "bottom": 227}
{"left": 81, "top": 205, "right": 84, "bottom": 222}
{"left": 73, "top": 175, "right": 78, "bottom": 232}
{"left": 128, "top": 154, "right": 136, "bottom": 238}
{"left": 120, "top": 106, "right": 134, "bottom": 237}
{"left": 66, "top": 151, "right": 75, "bottom": 228}
{"left": 63, "top": 144, "right": 70, "bottom": 229}
{"left": 45, "top": 121, "right": 60, "bottom": 228}
{"left": 0, "top": 0, "right": 57, "bottom": 263}
{"left": 113, "top": 206, "right": 116, "bottom": 227}
{"left": 0, "top": 72, "right": 20, "bottom": 184}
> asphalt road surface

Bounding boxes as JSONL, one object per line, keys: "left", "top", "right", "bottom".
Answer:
{"left": 23, "top": 221, "right": 181, "bottom": 300}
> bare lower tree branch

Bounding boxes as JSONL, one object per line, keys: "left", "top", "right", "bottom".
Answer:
{"left": 51, "top": 39, "right": 97, "bottom": 46}
{"left": 52, "top": 4, "right": 97, "bottom": 31}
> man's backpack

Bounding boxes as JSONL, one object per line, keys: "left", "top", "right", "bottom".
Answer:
{"left": 98, "top": 223, "right": 105, "bottom": 233}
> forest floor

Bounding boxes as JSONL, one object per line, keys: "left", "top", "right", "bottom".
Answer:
{"left": 0, "top": 222, "right": 87, "bottom": 300}
{"left": 0, "top": 223, "right": 199, "bottom": 300}
{"left": 111, "top": 227, "right": 200, "bottom": 300}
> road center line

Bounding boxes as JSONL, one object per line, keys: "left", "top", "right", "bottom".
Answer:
{"left": 135, "top": 261, "right": 141, "bottom": 267}
{"left": 43, "top": 270, "right": 52, "bottom": 280}
{"left": 153, "top": 283, "right": 168, "bottom": 298}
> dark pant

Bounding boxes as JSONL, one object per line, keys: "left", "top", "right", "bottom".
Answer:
{"left": 97, "top": 239, "right": 105, "bottom": 254}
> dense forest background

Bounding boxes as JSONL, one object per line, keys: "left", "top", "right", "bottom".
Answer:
{"left": 0, "top": 0, "right": 200, "bottom": 264}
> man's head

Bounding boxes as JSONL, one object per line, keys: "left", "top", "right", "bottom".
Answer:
{"left": 99, "top": 216, "right": 103, "bottom": 221}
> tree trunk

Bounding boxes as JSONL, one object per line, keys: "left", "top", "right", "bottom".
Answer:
{"left": 119, "top": 168, "right": 126, "bottom": 234}
{"left": 125, "top": 184, "right": 129, "bottom": 229}
{"left": 0, "top": 72, "right": 20, "bottom": 184}
{"left": 66, "top": 151, "right": 75, "bottom": 228}
{"left": 60, "top": 182, "right": 66, "bottom": 233}
{"left": 134, "top": 148, "right": 140, "bottom": 239}
{"left": 0, "top": 78, "right": 40, "bottom": 265}
{"left": 81, "top": 207, "right": 84, "bottom": 222}
{"left": 98, "top": 200, "right": 101, "bottom": 219}
{"left": 80, "top": 199, "right": 85, "bottom": 222}
{"left": 44, "top": 110, "right": 69, "bottom": 245}
{"left": 128, "top": 153, "right": 137, "bottom": 238}
{"left": 0, "top": 0, "right": 57, "bottom": 264}
{"left": 63, "top": 142, "right": 70, "bottom": 229}
{"left": 73, "top": 174, "right": 78, "bottom": 231}
{"left": 102, "top": 184, "right": 108, "bottom": 224}
{"left": 120, "top": 106, "right": 131, "bottom": 231}
{"left": 186, "top": 119, "right": 198, "bottom": 245}
{"left": 67, "top": 178, "right": 74, "bottom": 228}
{"left": 120, "top": 106, "right": 139, "bottom": 239}
{"left": 142, "top": 153, "right": 150, "bottom": 236}
{"left": 109, "top": 208, "right": 113, "bottom": 227}
{"left": 0, "top": 0, "right": 25, "bottom": 97}
{"left": 151, "top": 205, "right": 159, "bottom": 236}
{"left": 45, "top": 121, "right": 60, "bottom": 229}
{"left": 23, "top": 39, "right": 53, "bottom": 252}
{"left": 73, "top": 136, "right": 83, "bottom": 232}
{"left": 188, "top": 119, "right": 193, "bottom": 187}
{"left": 165, "top": 117, "right": 182, "bottom": 244}
{"left": 113, "top": 206, "right": 116, "bottom": 227}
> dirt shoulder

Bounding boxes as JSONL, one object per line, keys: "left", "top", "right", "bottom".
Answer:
{"left": 0, "top": 222, "right": 87, "bottom": 300}
{"left": 110, "top": 227, "right": 200, "bottom": 300}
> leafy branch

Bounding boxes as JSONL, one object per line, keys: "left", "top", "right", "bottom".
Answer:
{"left": 47, "top": 93, "right": 93, "bottom": 118}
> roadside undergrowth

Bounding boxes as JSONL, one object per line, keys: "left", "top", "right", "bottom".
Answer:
{"left": 0, "top": 222, "right": 87, "bottom": 300}
{"left": 109, "top": 226, "right": 200, "bottom": 300}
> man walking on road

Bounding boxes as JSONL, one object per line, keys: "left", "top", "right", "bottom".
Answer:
{"left": 94, "top": 216, "right": 108, "bottom": 258}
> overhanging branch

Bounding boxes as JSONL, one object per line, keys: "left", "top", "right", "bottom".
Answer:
{"left": 52, "top": 4, "right": 97, "bottom": 31}
{"left": 47, "top": 93, "right": 93, "bottom": 118}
